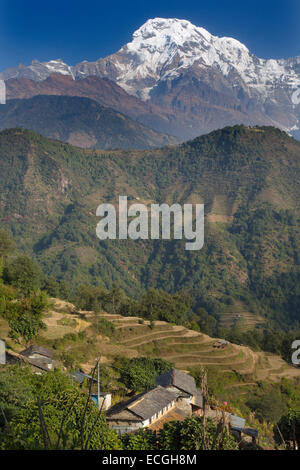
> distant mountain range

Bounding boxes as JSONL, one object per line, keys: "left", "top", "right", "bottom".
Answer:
{"left": 0, "top": 95, "right": 176, "bottom": 149}
{"left": 5, "top": 74, "right": 173, "bottom": 140}
{"left": 2, "top": 18, "right": 300, "bottom": 140}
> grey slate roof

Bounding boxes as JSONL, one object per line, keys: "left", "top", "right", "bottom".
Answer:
{"left": 20, "top": 345, "right": 53, "bottom": 359}
{"left": 155, "top": 368, "right": 198, "bottom": 396}
{"left": 193, "top": 390, "right": 204, "bottom": 408}
{"left": 243, "top": 428, "right": 258, "bottom": 438}
{"left": 230, "top": 414, "right": 246, "bottom": 429}
{"left": 107, "top": 386, "right": 177, "bottom": 421}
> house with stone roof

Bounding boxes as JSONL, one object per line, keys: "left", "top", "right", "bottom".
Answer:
{"left": 19, "top": 345, "right": 57, "bottom": 372}
{"left": 155, "top": 368, "right": 203, "bottom": 414}
{"left": 106, "top": 385, "right": 178, "bottom": 434}
{"left": 106, "top": 369, "right": 204, "bottom": 434}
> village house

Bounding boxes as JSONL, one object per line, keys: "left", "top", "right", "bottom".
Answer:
{"left": 155, "top": 368, "right": 203, "bottom": 415}
{"left": 206, "top": 407, "right": 258, "bottom": 444}
{"left": 1, "top": 343, "right": 58, "bottom": 374}
{"left": 19, "top": 345, "right": 57, "bottom": 373}
{"left": 106, "top": 367, "right": 258, "bottom": 441}
{"left": 106, "top": 369, "right": 204, "bottom": 434}
{"left": 106, "top": 385, "right": 179, "bottom": 434}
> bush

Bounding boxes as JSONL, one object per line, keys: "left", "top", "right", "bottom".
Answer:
{"left": 4, "top": 256, "right": 42, "bottom": 296}
{"left": 119, "top": 357, "right": 173, "bottom": 393}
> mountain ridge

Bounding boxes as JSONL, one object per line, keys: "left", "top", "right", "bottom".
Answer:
{"left": 0, "top": 94, "right": 177, "bottom": 149}
{"left": 0, "top": 125, "right": 299, "bottom": 330}
{"left": 1, "top": 18, "right": 300, "bottom": 139}
{"left": 5, "top": 74, "right": 174, "bottom": 137}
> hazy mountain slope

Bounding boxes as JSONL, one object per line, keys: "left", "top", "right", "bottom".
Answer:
{"left": 0, "top": 125, "right": 299, "bottom": 328}
{"left": 5, "top": 74, "right": 172, "bottom": 135}
{"left": 0, "top": 95, "right": 177, "bottom": 149}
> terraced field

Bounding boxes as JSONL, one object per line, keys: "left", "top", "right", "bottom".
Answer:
{"left": 216, "top": 299, "right": 265, "bottom": 331}
{"left": 4, "top": 299, "right": 296, "bottom": 387}
{"left": 96, "top": 311, "right": 300, "bottom": 383}
{"left": 218, "top": 311, "right": 265, "bottom": 331}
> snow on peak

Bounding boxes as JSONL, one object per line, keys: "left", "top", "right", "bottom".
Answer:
{"left": 118, "top": 18, "right": 250, "bottom": 85}
{"left": 127, "top": 17, "right": 251, "bottom": 62}
{"left": 15, "top": 58, "right": 76, "bottom": 81}
{"left": 131, "top": 17, "right": 212, "bottom": 45}
{"left": 111, "top": 17, "right": 300, "bottom": 101}
{"left": 112, "top": 17, "right": 256, "bottom": 97}
{"left": 44, "top": 59, "right": 74, "bottom": 77}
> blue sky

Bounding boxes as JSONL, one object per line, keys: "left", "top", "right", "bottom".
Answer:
{"left": 0, "top": 0, "right": 299, "bottom": 71}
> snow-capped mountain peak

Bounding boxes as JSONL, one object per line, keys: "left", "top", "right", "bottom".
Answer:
{"left": 96, "top": 17, "right": 292, "bottom": 100}
{"left": 1, "top": 17, "right": 300, "bottom": 138}
{"left": 113, "top": 18, "right": 299, "bottom": 96}
{"left": 130, "top": 17, "right": 213, "bottom": 47}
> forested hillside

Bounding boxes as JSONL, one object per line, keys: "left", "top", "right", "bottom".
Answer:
{"left": 0, "top": 125, "right": 299, "bottom": 333}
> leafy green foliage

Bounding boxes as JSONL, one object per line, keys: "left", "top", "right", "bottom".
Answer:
{"left": 3, "top": 291, "right": 48, "bottom": 343}
{"left": 0, "top": 229, "right": 14, "bottom": 261}
{"left": 274, "top": 409, "right": 300, "bottom": 449}
{"left": 0, "top": 365, "right": 35, "bottom": 426}
{"left": 118, "top": 357, "right": 173, "bottom": 393}
{"left": 158, "top": 416, "right": 238, "bottom": 450}
{"left": 3, "top": 256, "right": 42, "bottom": 296}
{"left": 92, "top": 317, "right": 115, "bottom": 337}
{"left": 246, "top": 390, "right": 288, "bottom": 424}
{"left": 121, "top": 428, "right": 157, "bottom": 450}
{"left": 0, "top": 366, "right": 121, "bottom": 450}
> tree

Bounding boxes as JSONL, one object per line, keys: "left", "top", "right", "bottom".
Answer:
{"left": 0, "top": 368, "right": 122, "bottom": 450}
{"left": 196, "top": 307, "right": 217, "bottom": 336}
{"left": 119, "top": 357, "right": 173, "bottom": 393}
{"left": 4, "top": 256, "right": 42, "bottom": 296}
{"left": 0, "top": 365, "right": 34, "bottom": 426}
{"left": 42, "top": 276, "right": 59, "bottom": 297}
{"left": 246, "top": 389, "right": 288, "bottom": 423}
{"left": 274, "top": 409, "right": 300, "bottom": 450}
{"left": 140, "top": 288, "right": 191, "bottom": 324}
{"left": 0, "top": 229, "right": 14, "bottom": 278}
{"left": 121, "top": 428, "right": 157, "bottom": 450}
{"left": 0, "top": 229, "right": 14, "bottom": 259}
{"left": 105, "top": 284, "right": 126, "bottom": 314}
{"left": 57, "top": 279, "right": 72, "bottom": 301}
{"left": 0, "top": 283, "right": 15, "bottom": 317}
{"left": 158, "top": 416, "right": 238, "bottom": 450}
{"left": 4, "top": 291, "right": 48, "bottom": 343}
{"left": 73, "top": 284, "right": 108, "bottom": 312}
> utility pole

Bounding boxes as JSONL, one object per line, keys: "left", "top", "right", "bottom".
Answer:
{"left": 97, "top": 355, "right": 100, "bottom": 410}
{"left": 0, "top": 339, "right": 6, "bottom": 365}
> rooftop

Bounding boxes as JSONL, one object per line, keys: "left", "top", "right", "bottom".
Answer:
{"left": 20, "top": 345, "right": 54, "bottom": 359}
{"left": 107, "top": 386, "right": 177, "bottom": 422}
{"left": 156, "top": 368, "right": 198, "bottom": 396}
{"left": 70, "top": 371, "right": 98, "bottom": 385}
